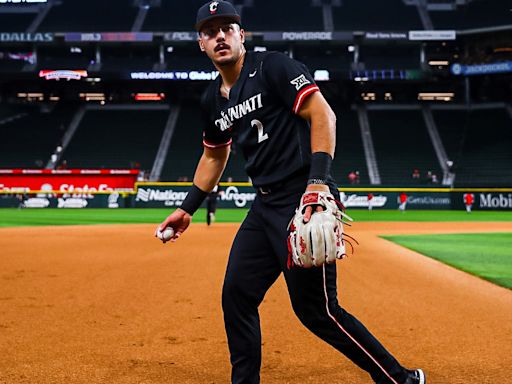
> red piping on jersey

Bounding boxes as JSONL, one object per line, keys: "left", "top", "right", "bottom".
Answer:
{"left": 203, "top": 138, "right": 232, "bottom": 149}
{"left": 292, "top": 85, "right": 320, "bottom": 114}
{"left": 322, "top": 265, "right": 400, "bottom": 384}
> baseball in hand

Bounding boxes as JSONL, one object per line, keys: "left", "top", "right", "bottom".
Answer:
{"left": 157, "top": 227, "right": 175, "bottom": 242}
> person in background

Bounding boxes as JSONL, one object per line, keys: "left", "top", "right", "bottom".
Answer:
{"left": 463, "top": 193, "right": 474, "bottom": 213}
{"left": 206, "top": 184, "right": 220, "bottom": 225}
{"left": 368, "top": 192, "right": 374, "bottom": 211}
{"left": 399, "top": 192, "right": 408, "bottom": 212}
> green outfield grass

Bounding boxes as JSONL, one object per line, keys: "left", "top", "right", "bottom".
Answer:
{"left": 0, "top": 209, "right": 511, "bottom": 227}
{"left": 0, "top": 208, "right": 248, "bottom": 227}
{"left": 382, "top": 232, "right": 512, "bottom": 289}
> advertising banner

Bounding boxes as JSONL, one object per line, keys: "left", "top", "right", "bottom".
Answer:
{"left": 364, "top": 32, "right": 408, "bottom": 40}
{"left": 0, "top": 192, "right": 125, "bottom": 209}
{"left": 0, "top": 169, "right": 139, "bottom": 193}
{"left": 339, "top": 191, "right": 452, "bottom": 210}
{"left": 452, "top": 192, "right": 512, "bottom": 211}
{"left": 64, "top": 32, "right": 153, "bottom": 42}
{"left": 450, "top": 61, "right": 512, "bottom": 76}
{"left": 262, "top": 31, "right": 352, "bottom": 41}
{"left": 0, "top": 32, "right": 53, "bottom": 42}
{"left": 134, "top": 184, "right": 256, "bottom": 209}
{"left": 408, "top": 30, "right": 456, "bottom": 41}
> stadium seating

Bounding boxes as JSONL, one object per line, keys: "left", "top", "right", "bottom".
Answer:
{"left": 38, "top": 0, "right": 138, "bottom": 32}
{"left": 62, "top": 109, "right": 168, "bottom": 169}
{"left": 242, "top": 0, "right": 323, "bottom": 31}
{"left": 333, "top": 107, "right": 369, "bottom": 185}
{"left": 295, "top": 46, "right": 351, "bottom": 72}
{"left": 37, "top": 46, "right": 93, "bottom": 70}
{"left": 452, "top": 108, "right": 512, "bottom": 186}
{"left": 430, "top": 0, "right": 512, "bottom": 30}
{"left": 361, "top": 45, "right": 421, "bottom": 70}
{"left": 332, "top": 0, "right": 422, "bottom": 31}
{"left": 160, "top": 104, "right": 204, "bottom": 181}
{"left": 368, "top": 110, "right": 441, "bottom": 185}
{"left": 101, "top": 46, "right": 159, "bottom": 72}
{"left": 0, "top": 13, "right": 35, "bottom": 32}
{"left": 165, "top": 45, "right": 215, "bottom": 71}
{"left": 159, "top": 104, "right": 247, "bottom": 182}
{"left": 432, "top": 109, "right": 468, "bottom": 163}
{"left": 0, "top": 104, "right": 76, "bottom": 168}
{"left": 142, "top": 0, "right": 207, "bottom": 31}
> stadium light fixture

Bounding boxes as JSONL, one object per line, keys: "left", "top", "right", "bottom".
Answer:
{"left": 428, "top": 60, "right": 449, "bottom": 66}
{"left": 418, "top": 92, "right": 454, "bottom": 101}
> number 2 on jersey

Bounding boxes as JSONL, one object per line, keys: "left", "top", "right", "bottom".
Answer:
{"left": 251, "top": 119, "right": 268, "bottom": 143}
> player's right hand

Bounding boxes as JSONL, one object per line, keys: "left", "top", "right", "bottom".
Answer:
{"left": 156, "top": 208, "right": 192, "bottom": 243}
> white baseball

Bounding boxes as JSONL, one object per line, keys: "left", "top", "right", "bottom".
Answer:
{"left": 158, "top": 227, "right": 175, "bottom": 241}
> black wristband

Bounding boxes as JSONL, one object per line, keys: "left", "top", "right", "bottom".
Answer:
{"left": 308, "top": 152, "right": 332, "bottom": 184}
{"left": 180, "top": 184, "right": 208, "bottom": 215}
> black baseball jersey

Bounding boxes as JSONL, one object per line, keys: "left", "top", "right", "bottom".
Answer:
{"left": 201, "top": 51, "right": 320, "bottom": 187}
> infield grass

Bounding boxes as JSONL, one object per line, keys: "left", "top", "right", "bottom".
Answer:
{"left": 382, "top": 232, "right": 512, "bottom": 289}
{"left": 0, "top": 209, "right": 511, "bottom": 227}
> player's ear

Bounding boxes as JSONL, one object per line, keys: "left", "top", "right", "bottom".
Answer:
{"left": 240, "top": 28, "right": 245, "bottom": 44}
{"left": 198, "top": 38, "right": 206, "bottom": 52}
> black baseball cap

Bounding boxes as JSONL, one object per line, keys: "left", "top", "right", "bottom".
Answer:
{"left": 195, "top": 1, "right": 241, "bottom": 32}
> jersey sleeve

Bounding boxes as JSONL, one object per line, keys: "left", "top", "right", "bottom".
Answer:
{"left": 262, "top": 52, "right": 320, "bottom": 114}
{"left": 201, "top": 87, "right": 232, "bottom": 149}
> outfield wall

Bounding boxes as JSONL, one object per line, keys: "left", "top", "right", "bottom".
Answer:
{"left": 2, "top": 182, "right": 512, "bottom": 211}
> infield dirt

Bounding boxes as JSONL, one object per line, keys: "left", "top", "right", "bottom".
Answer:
{"left": 1, "top": 222, "right": 511, "bottom": 384}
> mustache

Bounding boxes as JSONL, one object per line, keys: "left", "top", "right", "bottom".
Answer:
{"left": 214, "top": 43, "right": 231, "bottom": 52}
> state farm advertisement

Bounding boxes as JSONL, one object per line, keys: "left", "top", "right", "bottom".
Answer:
{"left": 0, "top": 169, "right": 139, "bottom": 193}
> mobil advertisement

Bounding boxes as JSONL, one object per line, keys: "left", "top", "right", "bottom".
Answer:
{"left": 0, "top": 169, "right": 139, "bottom": 193}
{"left": 451, "top": 192, "right": 512, "bottom": 211}
{"left": 134, "top": 184, "right": 256, "bottom": 209}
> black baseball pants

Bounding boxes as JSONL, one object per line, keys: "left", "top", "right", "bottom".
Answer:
{"left": 221, "top": 176, "right": 410, "bottom": 384}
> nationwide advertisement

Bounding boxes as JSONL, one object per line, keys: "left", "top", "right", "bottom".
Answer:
{"left": 134, "top": 184, "right": 256, "bottom": 209}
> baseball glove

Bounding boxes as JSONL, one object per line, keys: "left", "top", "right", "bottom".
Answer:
{"left": 287, "top": 191, "right": 355, "bottom": 268}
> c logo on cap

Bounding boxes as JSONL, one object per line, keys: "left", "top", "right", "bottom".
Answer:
{"left": 209, "top": 1, "right": 219, "bottom": 14}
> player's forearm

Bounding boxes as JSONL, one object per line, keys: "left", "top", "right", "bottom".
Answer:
{"left": 193, "top": 147, "right": 229, "bottom": 192}
{"left": 310, "top": 108, "right": 336, "bottom": 157}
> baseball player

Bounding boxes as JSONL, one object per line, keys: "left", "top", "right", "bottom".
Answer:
{"left": 399, "top": 192, "right": 408, "bottom": 212}
{"left": 206, "top": 184, "right": 220, "bottom": 225}
{"left": 368, "top": 192, "right": 374, "bottom": 211}
{"left": 156, "top": 2, "right": 425, "bottom": 383}
{"left": 463, "top": 193, "right": 474, "bottom": 213}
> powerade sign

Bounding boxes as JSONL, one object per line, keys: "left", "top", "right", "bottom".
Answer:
{"left": 451, "top": 61, "right": 512, "bottom": 76}
{"left": 262, "top": 31, "right": 352, "bottom": 41}
{"left": 134, "top": 185, "right": 256, "bottom": 208}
